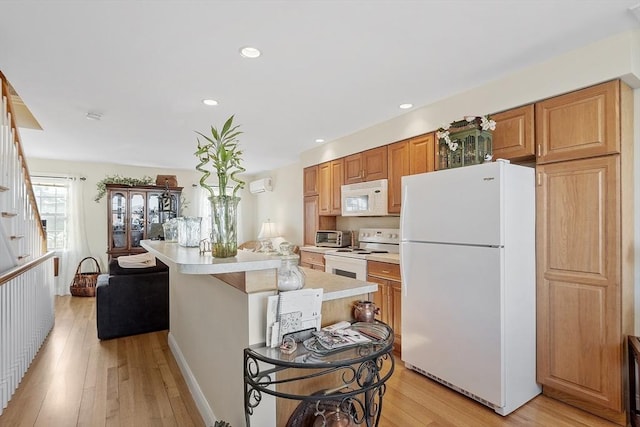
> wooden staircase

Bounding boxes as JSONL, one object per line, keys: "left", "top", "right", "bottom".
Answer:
{"left": 0, "top": 71, "right": 46, "bottom": 271}
{"left": 0, "top": 71, "right": 54, "bottom": 416}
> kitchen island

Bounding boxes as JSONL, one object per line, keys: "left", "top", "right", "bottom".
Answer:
{"left": 141, "top": 240, "right": 377, "bottom": 427}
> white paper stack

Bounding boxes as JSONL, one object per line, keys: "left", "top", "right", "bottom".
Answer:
{"left": 266, "top": 288, "right": 323, "bottom": 347}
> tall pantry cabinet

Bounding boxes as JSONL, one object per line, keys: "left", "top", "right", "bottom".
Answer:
{"left": 535, "top": 80, "right": 634, "bottom": 425}
{"left": 303, "top": 165, "right": 336, "bottom": 246}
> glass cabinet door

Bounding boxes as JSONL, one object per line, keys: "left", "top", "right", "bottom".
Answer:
{"left": 156, "top": 191, "right": 179, "bottom": 224}
{"left": 130, "top": 193, "right": 145, "bottom": 247}
{"left": 148, "top": 192, "right": 161, "bottom": 224}
{"left": 147, "top": 192, "right": 164, "bottom": 240}
{"left": 108, "top": 186, "right": 183, "bottom": 257}
{"left": 165, "top": 193, "right": 178, "bottom": 221}
{"left": 111, "top": 192, "right": 127, "bottom": 249}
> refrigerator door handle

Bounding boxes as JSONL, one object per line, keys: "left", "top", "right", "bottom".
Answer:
{"left": 400, "top": 244, "right": 408, "bottom": 297}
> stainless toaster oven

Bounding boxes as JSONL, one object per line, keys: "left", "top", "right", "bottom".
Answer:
{"left": 315, "top": 230, "right": 351, "bottom": 248}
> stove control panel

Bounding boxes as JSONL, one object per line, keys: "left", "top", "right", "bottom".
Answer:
{"left": 359, "top": 228, "right": 400, "bottom": 244}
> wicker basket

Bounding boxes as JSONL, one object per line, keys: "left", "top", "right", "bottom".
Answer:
{"left": 70, "top": 257, "right": 101, "bottom": 297}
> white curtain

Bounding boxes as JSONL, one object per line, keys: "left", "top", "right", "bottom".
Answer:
{"left": 59, "top": 177, "right": 91, "bottom": 295}
{"left": 196, "top": 186, "right": 212, "bottom": 241}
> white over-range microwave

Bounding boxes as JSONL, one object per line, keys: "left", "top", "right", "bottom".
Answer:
{"left": 341, "top": 179, "right": 388, "bottom": 216}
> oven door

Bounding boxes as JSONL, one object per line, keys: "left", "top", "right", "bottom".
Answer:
{"left": 324, "top": 254, "right": 367, "bottom": 281}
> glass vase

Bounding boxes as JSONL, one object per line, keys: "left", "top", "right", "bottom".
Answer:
{"left": 209, "top": 195, "right": 240, "bottom": 258}
{"left": 177, "top": 216, "right": 202, "bottom": 247}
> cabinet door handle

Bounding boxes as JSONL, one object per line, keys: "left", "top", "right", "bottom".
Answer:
{"left": 537, "top": 144, "right": 541, "bottom": 157}
{"left": 382, "top": 270, "right": 390, "bottom": 273}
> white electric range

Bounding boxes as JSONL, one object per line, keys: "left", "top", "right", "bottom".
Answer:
{"left": 324, "top": 228, "right": 400, "bottom": 280}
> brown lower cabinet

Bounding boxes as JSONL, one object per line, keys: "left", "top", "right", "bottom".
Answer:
{"left": 299, "top": 250, "right": 326, "bottom": 271}
{"left": 367, "top": 261, "right": 401, "bottom": 353}
{"left": 536, "top": 154, "right": 632, "bottom": 425}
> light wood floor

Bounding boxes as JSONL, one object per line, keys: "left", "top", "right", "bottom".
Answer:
{"left": 0, "top": 296, "right": 204, "bottom": 427}
{"left": 0, "top": 296, "right": 623, "bottom": 427}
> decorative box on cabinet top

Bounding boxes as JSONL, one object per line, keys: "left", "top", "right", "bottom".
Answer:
{"left": 438, "top": 127, "right": 493, "bottom": 169}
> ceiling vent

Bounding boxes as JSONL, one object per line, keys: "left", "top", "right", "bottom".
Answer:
{"left": 249, "top": 177, "right": 273, "bottom": 194}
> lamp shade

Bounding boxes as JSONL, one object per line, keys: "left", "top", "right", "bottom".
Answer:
{"left": 258, "top": 220, "right": 279, "bottom": 239}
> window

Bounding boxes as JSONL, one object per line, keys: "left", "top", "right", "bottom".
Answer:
{"left": 32, "top": 182, "right": 68, "bottom": 250}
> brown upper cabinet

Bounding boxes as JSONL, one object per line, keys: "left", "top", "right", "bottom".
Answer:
{"left": 409, "top": 133, "right": 436, "bottom": 175}
{"left": 535, "top": 80, "right": 620, "bottom": 164}
{"left": 387, "top": 140, "right": 410, "bottom": 215}
{"left": 491, "top": 104, "right": 535, "bottom": 161}
{"left": 318, "top": 159, "right": 343, "bottom": 215}
{"left": 344, "top": 146, "right": 388, "bottom": 184}
{"left": 388, "top": 133, "right": 436, "bottom": 214}
{"left": 303, "top": 165, "right": 319, "bottom": 196}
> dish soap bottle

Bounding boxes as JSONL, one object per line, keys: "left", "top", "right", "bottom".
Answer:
{"left": 277, "top": 242, "right": 305, "bottom": 292}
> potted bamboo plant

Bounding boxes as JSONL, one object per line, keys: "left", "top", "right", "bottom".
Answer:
{"left": 195, "top": 115, "right": 246, "bottom": 257}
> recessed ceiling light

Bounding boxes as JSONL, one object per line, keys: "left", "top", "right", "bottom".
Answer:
{"left": 240, "top": 46, "right": 261, "bottom": 58}
{"left": 315, "top": 138, "right": 325, "bottom": 143}
{"left": 85, "top": 112, "right": 102, "bottom": 121}
{"left": 202, "top": 99, "right": 218, "bottom": 106}
{"left": 399, "top": 103, "right": 413, "bottom": 110}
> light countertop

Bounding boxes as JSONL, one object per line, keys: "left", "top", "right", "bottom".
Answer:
{"left": 142, "top": 240, "right": 377, "bottom": 298}
{"left": 300, "top": 246, "right": 337, "bottom": 254}
{"left": 302, "top": 246, "right": 400, "bottom": 265}
{"left": 301, "top": 267, "right": 377, "bottom": 301}
{"left": 366, "top": 253, "right": 400, "bottom": 264}
{"left": 141, "top": 240, "right": 281, "bottom": 274}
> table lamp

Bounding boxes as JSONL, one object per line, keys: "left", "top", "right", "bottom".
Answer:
{"left": 258, "top": 219, "right": 279, "bottom": 253}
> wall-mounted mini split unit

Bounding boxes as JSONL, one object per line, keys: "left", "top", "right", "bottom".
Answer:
{"left": 249, "top": 177, "right": 273, "bottom": 194}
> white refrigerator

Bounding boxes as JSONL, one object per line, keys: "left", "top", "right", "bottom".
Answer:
{"left": 400, "top": 161, "right": 541, "bottom": 416}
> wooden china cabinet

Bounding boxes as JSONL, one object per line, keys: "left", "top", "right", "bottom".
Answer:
{"left": 106, "top": 184, "right": 182, "bottom": 259}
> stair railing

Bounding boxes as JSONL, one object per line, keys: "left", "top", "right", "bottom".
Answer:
{"left": 0, "top": 71, "right": 54, "bottom": 416}
{"left": 0, "top": 71, "right": 46, "bottom": 268}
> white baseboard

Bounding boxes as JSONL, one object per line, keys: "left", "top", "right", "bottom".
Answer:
{"left": 167, "top": 332, "right": 217, "bottom": 426}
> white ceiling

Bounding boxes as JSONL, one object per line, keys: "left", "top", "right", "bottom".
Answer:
{"left": 1, "top": 0, "right": 638, "bottom": 175}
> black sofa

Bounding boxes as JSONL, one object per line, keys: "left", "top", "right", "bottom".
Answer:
{"left": 96, "top": 258, "right": 169, "bottom": 340}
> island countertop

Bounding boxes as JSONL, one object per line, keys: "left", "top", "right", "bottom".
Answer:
{"left": 142, "top": 240, "right": 377, "bottom": 298}
{"left": 141, "top": 240, "right": 281, "bottom": 274}
{"left": 301, "top": 267, "right": 377, "bottom": 301}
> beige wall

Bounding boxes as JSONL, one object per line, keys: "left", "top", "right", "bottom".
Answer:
{"left": 251, "top": 162, "right": 304, "bottom": 247}
{"left": 27, "top": 158, "right": 258, "bottom": 271}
